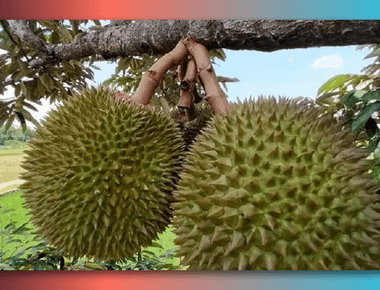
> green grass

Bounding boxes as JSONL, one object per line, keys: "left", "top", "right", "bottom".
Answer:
{"left": 0, "top": 190, "right": 180, "bottom": 266}
{"left": 0, "top": 191, "right": 39, "bottom": 259}
{"left": 0, "top": 145, "right": 182, "bottom": 268}
{"left": 0, "top": 147, "right": 28, "bottom": 156}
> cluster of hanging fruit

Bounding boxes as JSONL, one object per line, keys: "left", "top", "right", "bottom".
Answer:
{"left": 20, "top": 36, "right": 380, "bottom": 270}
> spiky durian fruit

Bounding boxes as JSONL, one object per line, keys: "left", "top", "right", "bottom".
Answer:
{"left": 170, "top": 102, "right": 214, "bottom": 151}
{"left": 184, "top": 102, "right": 214, "bottom": 150}
{"left": 20, "top": 87, "right": 184, "bottom": 261}
{"left": 173, "top": 97, "right": 380, "bottom": 270}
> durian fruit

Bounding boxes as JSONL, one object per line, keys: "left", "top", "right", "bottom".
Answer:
{"left": 184, "top": 102, "right": 214, "bottom": 150}
{"left": 173, "top": 97, "right": 380, "bottom": 270}
{"left": 20, "top": 87, "right": 184, "bottom": 262}
{"left": 170, "top": 101, "right": 214, "bottom": 151}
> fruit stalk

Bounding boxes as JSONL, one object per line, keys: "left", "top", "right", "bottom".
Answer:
{"left": 131, "top": 41, "right": 188, "bottom": 105}
{"left": 183, "top": 36, "right": 230, "bottom": 115}
{"left": 178, "top": 55, "right": 198, "bottom": 121}
{"left": 131, "top": 36, "right": 230, "bottom": 115}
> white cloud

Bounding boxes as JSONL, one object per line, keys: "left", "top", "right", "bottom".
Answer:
{"left": 312, "top": 55, "right": 343, "bottom": 68}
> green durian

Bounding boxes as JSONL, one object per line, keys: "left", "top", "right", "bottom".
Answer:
{"left": 170, "top": 101, "right": 214, "bottom": 151}
{"left": 173, "top": 96, "right": 380, "bottom": 270}
{"left": 20, "top": 87, "right": 184, "bottom": 261}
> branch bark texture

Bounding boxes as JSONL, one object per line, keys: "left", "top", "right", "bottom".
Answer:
{"left": 7, "top": 20, "right": 380, "bottom": 68}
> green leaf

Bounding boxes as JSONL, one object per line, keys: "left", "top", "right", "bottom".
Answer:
{"left": 11, "top": 222, "right": 30, "bottom": 235}
{"left": 364, "top": 47, "right": 380, "bottom": 59}
{"left": 15, "top": 111, "right": 27, "bottom": 132}
{"left": 160, "top": 97, "right": 170, "bottom": 113}
{"left": 89, "top": 54, "right": 97, "bottom": 66}
{"left": 0, "top": 263, "right": 15, "bottom": 270}
{"left": 209, "top": 49, "right": 227, "bottom": 61}
{"left": 351, "top": 102, "right": 380, "bottom": 132}
{"left": 317, "top": 74, "right": 354, "bottom": 95}
{"left": 92, "top": 20, "right": 101, "bottom": 26}
{"left": 18, "top": 108, "right": 41, "bottom": 128}
{"left": 73, "top": 32, "right": 84, "bottom": 43}
{"left": 151, "top": 242, "right": 164, "bottom": 249}
{"left": 361, "top": 90, "right": 380, "bottom": 102}
{"left": 217, "top": 76, "right": 240, "bottom": 83}
{"left": 131, "top": 58, "right": 142, "bottom": 71}
{"left": 20, "top": 82, "right": 28, "bottom": 96}
{"left": 343, "top": 90, "right": 368, "bottom": 109}
{"left": 22, "top": 101, "right": 39, "bottom": 112}
{"left": 102, "top": 78, "right": 114, "bottom": 85}
{"left": 17, "top": 59, "right": 27, "bottom": 73}
{"left": 4, "top": 222, "right": 16, "bottom": 230}
{"left": 12, "top": 84, "right": 20, "bottom": 98}
{"left": 6, "top": 239, "right": 22, "bottom": 244}
{"left": 14, "top": 71, "right": 25, "bottom": 82}
{"left": 371, "top": 165, "right": 380, "bottom": 180}
{"left": 0, "top": 111, "right": 10, "bottom": 128}
{"left": 84, "top": 262, "right": 106, "bottom": 270}
{"left": 3, "top": 113, "right": 15, "bottom": 132}
{"left": 117, "top": 58, "right": 131, "bottom": 72}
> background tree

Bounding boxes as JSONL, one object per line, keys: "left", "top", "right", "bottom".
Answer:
{"left": 1, "top": 20, "right": 380, "bottom": 131}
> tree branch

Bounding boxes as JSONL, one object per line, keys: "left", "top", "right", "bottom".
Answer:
{"left": 8, "top": 20, "right": 380, "bottom": 68}
{"left": 7, "top": 20, "right": 47, "bottom": 53}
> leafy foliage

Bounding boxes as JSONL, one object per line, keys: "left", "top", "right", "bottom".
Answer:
{"left": 316, "top": 44, "right": 380, "bottom": 152}
{"left": 315, "top": 44, "right": 380, "bottom": 183}
{"left": 0, "top": 125, "right": 35, "bottom": 146}
{"left": 0, "top": 203, "right": 182, "bottom": 270}
{"left": 0, "top": 20, "right": 100, "bottom": 131}
{"left": 0, "top": 20, "right": 239, "bottom": 131}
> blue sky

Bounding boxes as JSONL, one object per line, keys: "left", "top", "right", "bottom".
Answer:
{"left": 1, "top": 42, "right": 375, "bottom": 127}
{"left": 91, "top": 45, "right": 374, "bottom": 103}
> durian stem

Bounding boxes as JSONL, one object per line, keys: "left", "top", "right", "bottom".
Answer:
{"left": 177, "top": 60, "right": 187, "bottom": 81}
{"left": 177, "top": 55, "right": 197, "bottom": 122}
{"left": 178, "top": 55, "right": 198, "bottom": 121}
{"left": 178, "top": 56, "right": 197, "bottom": 110}
{"left": 131, "top": 41, "right": 188, "bottom": 105}
{"left": 182, "top": 36, "right": 230, "bottom": 115}
{"left": 131, "top": 36, "right": 230, "bottom": 116}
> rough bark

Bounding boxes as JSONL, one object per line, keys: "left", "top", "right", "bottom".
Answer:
{"left": 7, "top": 20, "right": 380, "bottom": 68}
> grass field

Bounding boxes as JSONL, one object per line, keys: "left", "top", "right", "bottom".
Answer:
{"left": 0, "top": 191, "right": 38, "bottom": 260}
{"left": 0, "top": 146, "right": 181, "bottom": 267}
{"left": 0, "top": 147, "right": 27, "bottom": 157}
{"left": 0, "top": 147, "right": 28, "bottom": 193}
{"left": 0, "top": 190, "right": 180, "bottom": 266}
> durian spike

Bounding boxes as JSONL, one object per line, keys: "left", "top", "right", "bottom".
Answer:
{"left": 174, "top": 97, "right": 380, "bottom": 270}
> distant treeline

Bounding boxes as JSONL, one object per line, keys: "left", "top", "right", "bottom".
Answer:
{"left": 0, "top": 126, "right": 35, "bottom": 146}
